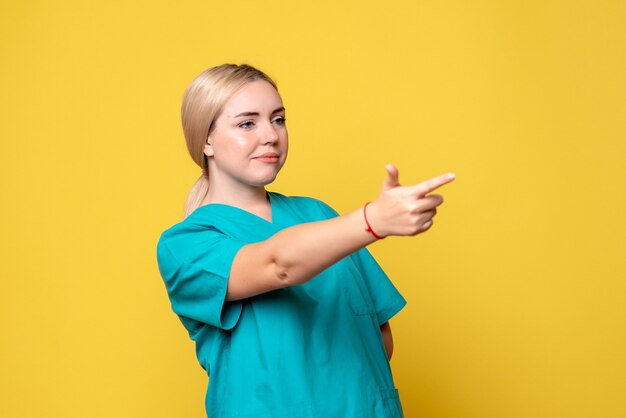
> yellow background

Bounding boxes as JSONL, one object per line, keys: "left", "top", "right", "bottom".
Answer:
{"left": 1, "top": 1, "right": 624, "bottom": 417}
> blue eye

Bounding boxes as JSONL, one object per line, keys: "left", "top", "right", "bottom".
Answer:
{"left": 238, "top": 121, "right": 254, "bottom": 129}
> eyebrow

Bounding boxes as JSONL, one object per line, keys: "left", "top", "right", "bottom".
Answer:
{"left": 233, "top": 107, "right": 285, "bottom": 118}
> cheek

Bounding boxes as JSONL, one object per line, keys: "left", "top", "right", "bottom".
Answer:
{"left": 216, "top": 136, "right": 253, "bottom": 157}
{"left": 231, "top": 135, "right": 257, "bottom": 151}
{"left": 281, "top": 131, "right": 289, "bottom": 148}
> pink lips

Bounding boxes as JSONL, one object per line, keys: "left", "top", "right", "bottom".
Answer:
{"left": 253, "top": 152, "right": 280, "bottom": 163}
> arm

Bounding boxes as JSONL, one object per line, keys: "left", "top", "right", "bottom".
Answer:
{"left": 226, "top": 165, "right": 455, "bottom": 301}
{"left": 380, "top": 321, "right": 394, "bottom": 360}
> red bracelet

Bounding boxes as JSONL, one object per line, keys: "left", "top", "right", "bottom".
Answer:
{"left": 363, "top": 202, "right": 384, "bottom": 240}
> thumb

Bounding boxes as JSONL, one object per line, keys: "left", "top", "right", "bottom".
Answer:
{"left": 382, "top": 163, "right": 400, "bottom": 191}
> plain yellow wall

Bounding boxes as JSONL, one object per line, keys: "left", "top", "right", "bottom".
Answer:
{"left": 1, "top": 1, "right": 624, "bottom": 417}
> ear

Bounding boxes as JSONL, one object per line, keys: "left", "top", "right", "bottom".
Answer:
{"left": 203, "top": 135, "right": 214, "bottom": 157}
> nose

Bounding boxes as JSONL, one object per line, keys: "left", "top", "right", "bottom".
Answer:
{"left": 260, "top": 121, "right": 279, "bottom": 144}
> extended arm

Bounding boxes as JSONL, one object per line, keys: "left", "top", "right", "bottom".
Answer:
{"left": 227, "top": 165, "right": 455, "bottom": 301}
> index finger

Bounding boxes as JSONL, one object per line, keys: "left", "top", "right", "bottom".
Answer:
{"left": 407, "top": 173, "right": 456, "bottom": 197}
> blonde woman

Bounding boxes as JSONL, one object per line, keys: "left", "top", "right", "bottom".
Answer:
{"left": 156, "top": 64, "right": 455, "bottom": 417}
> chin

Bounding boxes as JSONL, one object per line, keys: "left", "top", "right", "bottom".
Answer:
{"left": 258, "top": 175, "right": 279, "bottom": 186}
{"left": 246, "top": 173, "right": 278, "bottom": 187}
{"left": 254, "top": 167, "right": 283, "bottom": 186}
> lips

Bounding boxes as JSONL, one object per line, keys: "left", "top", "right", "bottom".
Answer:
{"left": 253, "top": 152, "right": 280, "bottom": 163}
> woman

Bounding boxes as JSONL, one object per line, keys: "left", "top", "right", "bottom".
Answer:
{"left": 157, "top": 64, "right": 455, "bottom": 417}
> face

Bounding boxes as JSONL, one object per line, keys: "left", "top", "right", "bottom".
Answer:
{"left": 204, "top": 80, "right": 288, "bottom": 193}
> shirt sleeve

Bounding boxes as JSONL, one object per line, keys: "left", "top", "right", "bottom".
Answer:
{"left": 352, "top": 248, "right": 407, "bottom": 325}
{"left": 312, "top": 198, "right": 407, "bottom": 325}
{"left": 156, "top": 229, "right": 246, "bottom": 330}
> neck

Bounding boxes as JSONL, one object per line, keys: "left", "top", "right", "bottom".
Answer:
{"left": 201, "top": 181, "right": 272, "bottom": 221}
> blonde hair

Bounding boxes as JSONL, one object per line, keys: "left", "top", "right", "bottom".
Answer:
{"left": 180, "top": 64, "right": 278, "bottom": 218}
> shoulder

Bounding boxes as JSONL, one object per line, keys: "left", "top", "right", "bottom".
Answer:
{"left": 156, "top": 208, "right": 228, "bottom": 267}
{"left": 158, "top": 203, "right": 232, "bottom": 243}
{"left": 157, "top": 214, "right": 205, "bottom": 251}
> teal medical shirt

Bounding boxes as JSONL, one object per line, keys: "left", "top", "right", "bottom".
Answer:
{"left": 157, "top": 192, "right": 406, "bottom": 417}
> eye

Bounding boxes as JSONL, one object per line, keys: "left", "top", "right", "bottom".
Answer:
{"left": 272, "top": 116, "right": 286, "bottom": 126}
{"left": 238, "top": 121, "right": 255, "bottom": 129}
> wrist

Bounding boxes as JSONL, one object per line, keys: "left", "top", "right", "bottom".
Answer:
{"left": 363, "top": 202, "right": 385, "bottom": 240}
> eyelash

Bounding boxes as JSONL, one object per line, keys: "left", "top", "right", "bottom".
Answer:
{"left": 238, "top": 117, "right": 286, "bottom": 130}
{"left": 238, "top": 121, "right": 254, "bottom": 129}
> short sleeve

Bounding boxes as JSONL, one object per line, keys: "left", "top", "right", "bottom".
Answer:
{"left": 352, "top": 248, "right": 407, "bottom": 325}
{"left": 312, "top": 197, "right": 407, "bottom": 325}
{"left": 156, "top": 230, "right": 246, "bottom": 330}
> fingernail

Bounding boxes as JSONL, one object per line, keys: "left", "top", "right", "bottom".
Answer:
{"left": 446, "top": 173, "right": 456, "bottom": 179}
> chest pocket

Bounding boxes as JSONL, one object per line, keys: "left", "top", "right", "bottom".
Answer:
{"left": 336, "top": 258, "right": 376, "bottom": 316}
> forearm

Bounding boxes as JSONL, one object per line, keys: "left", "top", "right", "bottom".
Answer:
{"left": 270, "top": 208, "right": 377, "bottom": 284}
{"left": 227, "top": 208, "right": 376, "bottom": 300}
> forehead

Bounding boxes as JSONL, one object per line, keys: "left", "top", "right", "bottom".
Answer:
{"left": 222, "top": 80, "right": 283, "bottom": 116}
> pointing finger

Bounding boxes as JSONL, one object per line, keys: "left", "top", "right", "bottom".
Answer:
{"left": 407, "top": 173, "right": 456, "bottom": 197}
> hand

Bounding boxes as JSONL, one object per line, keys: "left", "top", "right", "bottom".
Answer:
{"left": 365, "top": 164, "right": 455, "bottom": 237}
